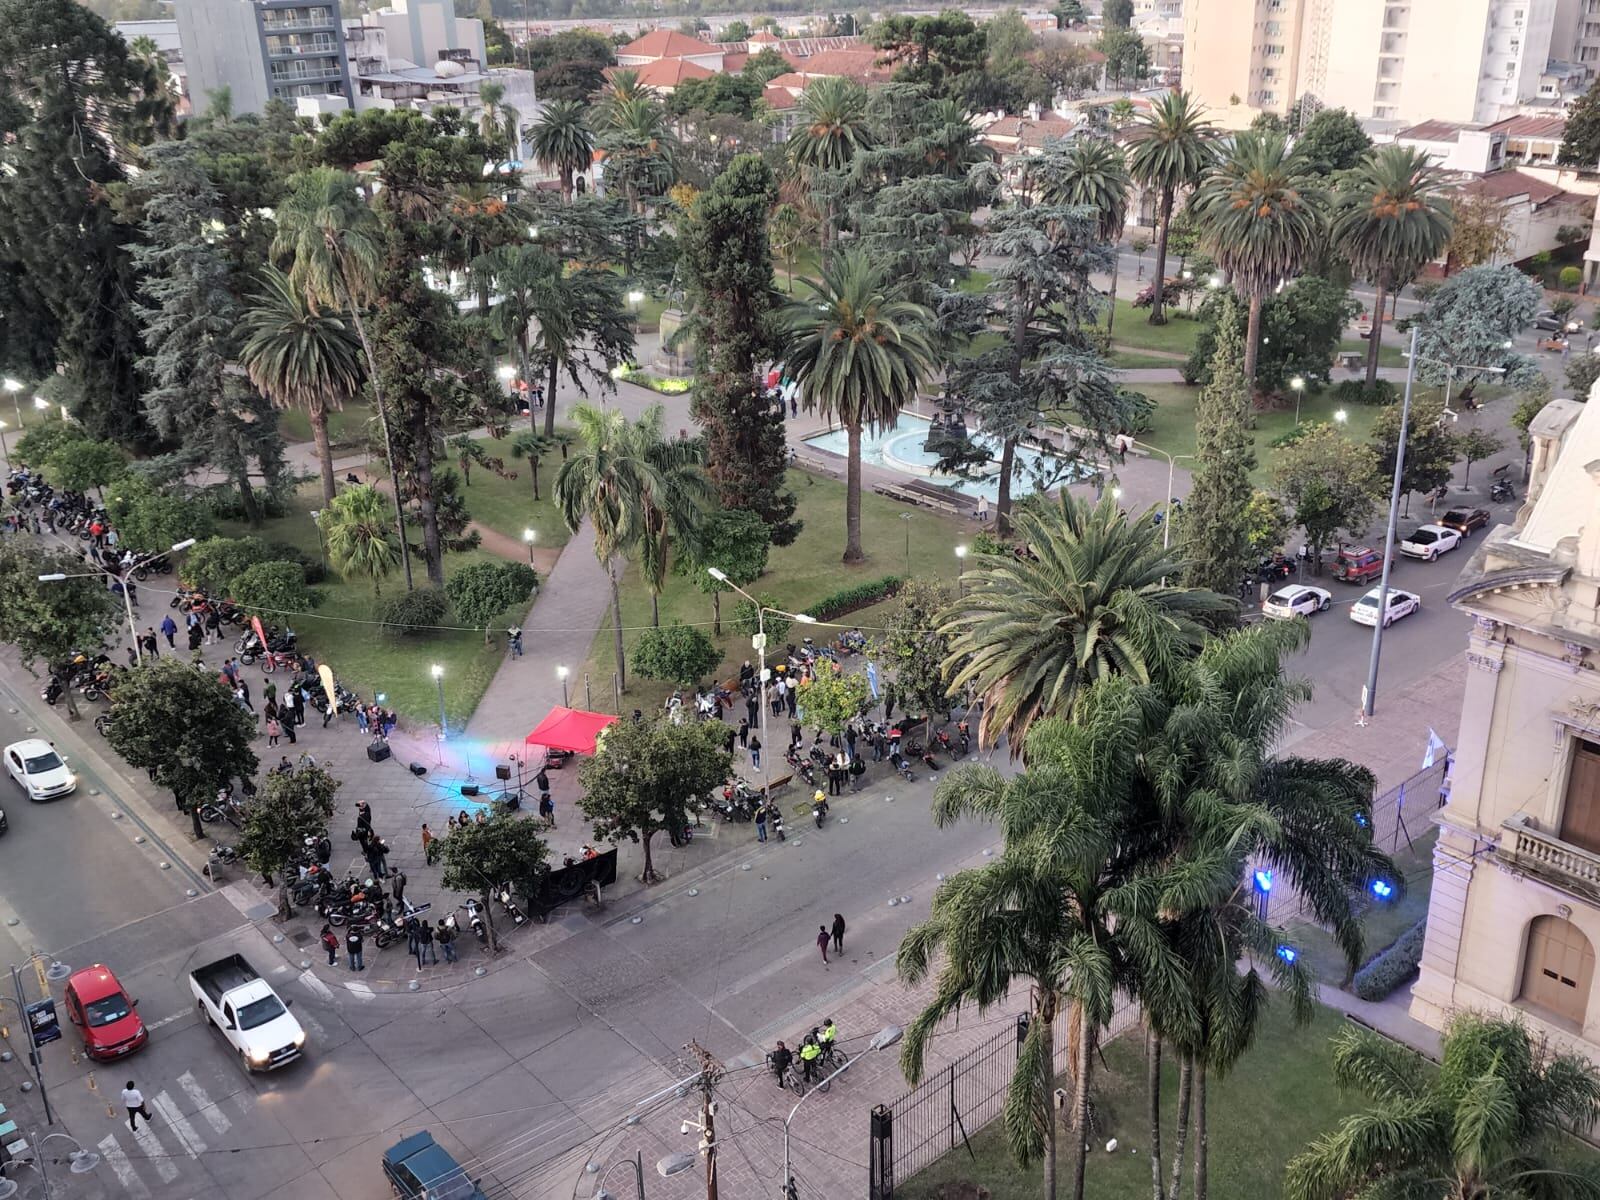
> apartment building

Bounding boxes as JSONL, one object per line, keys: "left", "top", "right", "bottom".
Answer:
{"left": 177, "top": 0, "right": 353, "bottom": 115}
{"left": 1409, "top": 393, "right": 1600, "bottom": 1062}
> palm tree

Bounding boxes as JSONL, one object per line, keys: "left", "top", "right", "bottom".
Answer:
{"left": 239, "top": 266, "right": 364, "bottom": 506}
{"left": 471, "top": 243, "right": 561, "bottom": 431}
{"left": 1042, "top": 137, "right": 1131, "bottom": 336}
{"left": 921, "top": 97, "right": 987, "bottom": 180}
{"left": 1332, "top": 145, "right": 1454, "bottom": 386}
{"left": 509, "top": 430, "right": 557, "bottom": 500}
{"left": 273, "top": 166, "right": 413, "bottom": 590}
{"left": 787, "top": 75, "right": 873, "bottom": 256}
{"left": 526, "top": 99, "right": 594, "bottom": 202}
{"left": 597, "top": 95, "right": 677, "bottom": 215}
{"left": 554, "top": 404, "right": 673, "bottom": 690}
{"left": 899, "top": 698, "right": 1196, "bottom": 1200}
{"left": 319, "top": 484, "right": 400, "bottom": 595}
{"left": 477, "top": 81, "right": 519, "bottom": 161}
{"left": 937, "top": 492, "right": 1236, "bottom": 751}
{"left": 782, "top": 251, "right": 935, "bottom": 564}
{"left": 1285, "top": 1012, "right": 1600, "bottom": 1200}
{"left": 1190, "top": 130, "right": 1325, "bottom": 388}
{"left": 1127, "top": 91, "right": 1216, "bottom": 326}
{"left": 629, "top": 407, "right": 713, "bottom": 626}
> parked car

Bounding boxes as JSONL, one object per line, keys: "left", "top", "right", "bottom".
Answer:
{"left": 1535, "top": 310, "right": 1582, "bottom": 333}
{"left": 4, "top": 739, "right": 75, "bottom": 801}
{"left": 1399, "top": 523, "right": 1463, "bottom": 560}
{"left": 1262, "top": 584, "right": 1332, "bottom": 620}
{"left": 1438, "top": 507, "right": 1491, "bottom": 535}
{"left": 63, "top": 964, "right": 147, "bottom": 1061}
{"left": 1331, "top": 545, "right": 1388, "bottom": 585}
{"left": 383, "top": 1131, "right": 487, "bottom": 1200}
{"left": 1349, "top": 587, "right": 1421, "bottom": 627}
{"left": 190, "top": 954, "right": 305, "bottom": 1071}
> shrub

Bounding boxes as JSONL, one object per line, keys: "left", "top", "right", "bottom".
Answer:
{"left": 808, "top": 576, "right": 903, "bottom": 622}
{"left": 269, "top": 541, "right": 326, "bottom": 586}
{"left": 1333, "top": 378, "right": 1397, "bottom": 406}
{"left": 1351, "top": 916, "right": 1427, "bottom": 1001}
{"left": 182, "top": 536, "right": 273, "bottom": 595}
{"left": 1559, "top": 265, "right": 1583, "bottom": 291}
{"left": 632, "top": 622, "right": 722, "bottom": 685}
{"left": 731, "top": 593, "right": 790, "bottom": 645}
{"left": 971, "top": 531, "right": 1009, "bottom": 556}
{"left": 229, "top": 561, "right": 320, "bottom": 618}
{"left": 376, "top": 587, "right": 450, "bottom": 637}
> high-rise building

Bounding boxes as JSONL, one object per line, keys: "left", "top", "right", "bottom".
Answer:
{"left": 177, "top": 0, "right": 353, "bottom": 116}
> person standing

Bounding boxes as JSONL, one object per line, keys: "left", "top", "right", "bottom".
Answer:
{"left": 745, "top": 692, "right": 759, "bottom": 727}
{"left": 755, "top": 805, "right": 767, "bottom": 843}
{"left": 320, "top": 923, "right": 339, "bottom": 966}
{"left": 390, "top": 869, "right": 407, "bottom": 906}
{"left": 831, "top": 913, "right": 846, "bottom": 956}
{"left": 438, "top": 920, "right": 458, "bottom": 963}
{"left": 365, "top": 835, "right": 389, "bottom": 880}
{"left": 507, "top": 626, "right": 523, "bottom": 658}
{"left": 883, "top": 682, "right": 897, "bottom": 722}
{"left": 139, "top": 627, "right": 159, "bottom": 659}
{"left": 749, "top": 736, "right": 762, "bottom": 771}
{"left": 420, "top": 920, "right": 437, "bottom": 965}
{"left": 538, "top": 792, "right": 555, "bottom": 827}
{"left": 346, "top": 927, "right": 365, "bottom": 971}
{"left": 187, "top": 615, "right": 203, "bottom": 652}
{"left": 816, "top": 925, "right": 831, "bottom": 965}
{"left": 265, "top": 714, "right": 282, "bottom": 746}
{"left": 414, "top": 923, "right": 429, "bottom": 970}
{"left": 786, "top": 685, "right": 798, "bottom": 718}
{"left": 159, "top": 614, "right": 177, "bottom": 648}
{"left": 737, "top": 717, "right": 750, "bottom": 749}
{"left": 421, "top": 822, "right": 438, "bottom": 866}
{"left": 121, "top": 1081, "right": 154, "bottom": 1131}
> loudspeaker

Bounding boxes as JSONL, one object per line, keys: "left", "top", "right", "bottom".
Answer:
{"left": 366, "top": 740, "right": 391, "bottom": 763}
{"left": 495, "top": 765, "right": 511, "bottom": 781}
{"left": 409, "top": 763, "right": 427, "bottom": 777}
{"left": 460, "top": 784, "right": 480, "bottom": 797}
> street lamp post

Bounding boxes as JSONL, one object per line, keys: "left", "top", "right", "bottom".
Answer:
{"left": 954, "top": 544, "right": 966, "bottom": 596}
{"left": 522, "top": 527, "right": 537, "bottom": 564}
{"left": 558, "top": 665, "right": 570, "bottom": 707}
{"left": 1361, "top": 325, "right": 1419, "bottom": 723}
{"left": 0, "top": 1131, "right": 101, "bottom": 1198}
{"left": 431, "top": 664, "right": 447, "bottom": 735}
{"left": 900, "top": 512, "right": 912, "bottom": 577}
{"left": 1290, "top": 375, "right": 1306, "bottom": 424}
{"left": 38, "top": 538, "right": 197, "bottom": 665}
{"left": 2, "top": 377, "right": 21, "bottom": 431}
{"left": 1128, "top": 440, "right": 1193, "bottom": 549}
{"left": 0, "top": 418, "right": 10, "bottom": 471}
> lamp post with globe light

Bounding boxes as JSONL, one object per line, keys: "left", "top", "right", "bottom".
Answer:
{"left": 1290, "top": 375, "right": 1305, "bottom": 424}
{"left": 558, "top": 665, "right": 570, "bottom": 707}
{"left": 432, "top": 664, "right": 447, "bottom": 736}
{"left": 0, "top": 1131, "right": 101, "bottom": 1198}
{"left": 522, "top": 527, "right": 537, "bottom": 564}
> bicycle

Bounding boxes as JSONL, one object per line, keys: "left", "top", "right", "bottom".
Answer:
{"left": 767, "top": 1052, "right": 808, "bottom": 1096}
{"left": 815, "top": 1042, "right": 849, "bottom": 1092}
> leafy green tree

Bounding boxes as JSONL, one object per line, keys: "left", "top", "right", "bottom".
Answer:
{"left": 1040, "top": 136, "right": 1130, "bottom": 334}
{"left": 730, "top": 594, "right": 791, "bottom": 646}
{"left": 475, "top": 80, "right": 519, "bottom": 162}
{"left": 444, "top": 561, "right": 538, "bottom": 643}
{"left": 1286, "top": 1013, "right": 1600, "bottom": 1200}
{"left": 1128, "top": 92, "right": 1217, "bottom": 325}
{"left": 239, "top": 265, "right": 364, "bottom": 506}
{"left": 1370, "top": 393, "right": 1459, "bottom": 516}
{"left": 796, "top": 668, "right": 873, "bottom": 735}
{"left": 681, "top": 154, "right": 799, "bottom": 547}
{"left": 625, "top": 405, "right": 712, "bottom": 628}
{"left": 105, "top": 475, "right": 216, "bottom": 554}
{"left": 319, "top": 484, "right": 400, "bottom": 595}
{"left": 1181, "top": 293, "right": 1257, "bottom": 594}
{"left": 1271, "top": 424, "right": 1381, "bottom": 570}
{"left": 105, "top": 658, "right": 258, "bottom": 837}
{"left": 438, "top": 812, "right": 549, "bottom": 950}
{"left": 1561, "top": 75, "right": 1600, "bottom": 166}
{"left": 1184, "top": 275, "right": 1358, "bottom": 395}
{"left": 1054, "top": 0, "right": 1086, "bottom": 24}
{"left": 782, "top": 252, "right": 935, "bottom": 563}
{"left": 182, "top": 537, "right": 273, "bottom": 596}
{"left": 526, "top": 99, "right": 593, "bottom": 203}
{"left": 677, "top": 508, "right": 770, "bottom": 636}
{"left": 1294, "top": 107, "right": 1372, "bottom": 174}
{"left": 1413, "top": 264, "right": 1543, "bottom": 396}
{"left": 1097, "top": 28, "right": 1148, "bottom": 87}
{"left": 1443, "top": 189, "right": 1515, "bottom": 275}
{"left": 787, "top": 76, "right": 873, "bottom": 255}
{"left": 13, "top": 419, "right": 82, "bottom": 469}
{"left": 43, "top": 439, "right": 126, "bottom": 498}
{"left": 1332, "top": 146, "right": 1454, "bottom": 385}
{"left": 525, "top": 29, "right": 615, "bottom": 102}
{"left": 595, "top": 93, "right": 678, "bottom": 216}
{"left": 632, "top": 622, "right": 721, "bottom": 686}
{"left": 870, "top": 11, "right": 987, "bottom": 95}
{"left": 230, "top": 561, "right": 319, "bottom": 619}
{"left": 508, "top": 431, "right": 558, "bottom": 501}
{"left": 1567, "top": 352, "right": 1600, "bottom": 400}
{"left": 1456, "top": 426, "right": 1505, "bottom": 486}
{"left": 875, "top": 580, "right": 954, "bottom": 727}
{"left": 576, "top": 716, "right": 730, "bottom": 883}
{"left": 1192, "top": 130, "right": 1325, "bottom": 386}
{"left": 939, "top": 493, "right": 1236, "bottom": 749}
{"left": 1243, "top": 490, "right": 1290, "bottom": 558}
{"left": 0, "top": 541, "right": 118, "bottom": 721}
{"left": 238, "top": 765, "right": 340, "bottom": 907}
{"left": 1103, "top": 0, "right": 1134, "bottom": 24}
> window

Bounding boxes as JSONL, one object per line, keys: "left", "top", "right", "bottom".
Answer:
{"left": 1561, "top": 739, "right": 1600, "bottom": 853}
{"left": 1521, "top": 915, "right": 1594, "bottom": 1025}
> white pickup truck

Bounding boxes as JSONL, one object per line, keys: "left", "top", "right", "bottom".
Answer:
{"left": 189, "top": 954, "right": 306, "bottom": 1071}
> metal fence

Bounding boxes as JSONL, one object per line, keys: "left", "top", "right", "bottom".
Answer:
{"left": 1369, "top": 755, "right": 1451, "bottom": 854}
{"left": 874, "top": 994, "right": 1141, "bottom": 1186}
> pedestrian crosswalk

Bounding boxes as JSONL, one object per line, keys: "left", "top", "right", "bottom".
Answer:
{"left": 90, "top": 1071, "right": 236, "bottom": 1196}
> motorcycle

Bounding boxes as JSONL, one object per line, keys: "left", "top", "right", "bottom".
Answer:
{"left": 920, "top": 748, "right": 940, "bottom": 772}
{"left": 93, "top": 713, "right": 113, "bottom": 737}
{"left": 934, "top": 728, "right": 955, "bottom": 757}
{"left": 493, "top": 882, "right": 527, "bottom": 927}
{"left": 40, "top": 677, "right": 62, "bottom": 706}
{"left": 785, "top": 750, "right": 818, "bottom": 787}
{"left": 957, "top": 722, "right": 971, "bottom": 756}
{"left": 132, "top": 555, "right": 171, "bottom": 582}
{"left": 812, "top": 794, "right": 829, "bottom": 829}
{"left": 770, "top": 807, "right": 786, "bottom": 843}
{"left": 1490, "top": 464, "right": 1516, "bottom": 503}
{"left": 889, "top": 752, "right": 917, "bottom": 782}
{"left": 462, "top": 897, "right": 489, "bottom": 946}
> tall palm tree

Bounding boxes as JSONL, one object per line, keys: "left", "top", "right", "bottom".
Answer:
{"left": 787, "top": 76, "right": 873, "bottom": 256}
{"left": 238, "top": 266, "right": 364, "bottom": 506}
{"left": 1285, "top": 1013, "right": 1600, "bottom": 1200}
{"left": 937, "top": 492, "right": 1236, "bottom": 751}
{"left": 554, "top": 404, "right": 673, "bottom": 690}
{"left": 471, "top": 242, "right": 561, "bottom": 431}
{"left": 782, "top": 251, "right": 935, "bottom": 564}
{"left": 477, "top": 81, "right": 519, "bottom": 161}
{"left": 1127, "top": 91, "right": 1216, "bottom": 326}
{"left": 597, "top": 94, "right": 677, "bottom": 215}
{"left": 1332, "top": 145, "right": 1454, "bottom": 386}
{"left": 1190, "top": 130, "right": 1325, "bottom": 388}
{"left": 509, "top": 430, "right": 557, "bottom": 500}
{"left": 899, "top": 697, "right": 1196, "bottom": 1200}
{"left": 526, "top": 99, "right": 594, "bottom": 202}
{"left": 628, "top": 406, "right": 713, "bottom": 626}
{"left": 1042, "top": 137, "right": 1131, "bottom": 336}
{"left": 318, "top": 485, "right": 400, "bottom": 595}
{"left": 272, "top": 166, "right": 413, "bottom": 590}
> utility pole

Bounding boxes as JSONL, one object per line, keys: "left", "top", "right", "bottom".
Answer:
{"left": 686, "top": 1040, "right": 724, "bottom": 1200}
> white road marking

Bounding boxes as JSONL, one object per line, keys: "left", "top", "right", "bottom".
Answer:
{"left": 343, "top": 980, "right": 375, "bottom": 1002}
{"left": 297, "top": 1009, "right": 326, "bottom": 1041}
{"left": 297, "top": 969, "right": 334, "bottom": 1002}
{"left": 146, "top": 1011, "right": 187, "bottom": 1032}
{"left": 177, "top": 1072, "right": 231, "bottom": 1137}
{"left": 97, "top": 1135, "right": 152, "bottom": 1199}
{"left": 150, "top": 1091, "right": 207, "bottom": 1158}
{"left": 129, "top": 1119, "right": 180, "bottom": 1182}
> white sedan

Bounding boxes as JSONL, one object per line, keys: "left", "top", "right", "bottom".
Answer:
{"left": 1399, "top": 524, "right": 1462, "bottom": 561}
{"left": 1262, "top": 584, "right": 1332, "bottom": 620}
{"left": 1349, "top": 588, "right": 1421, "bottom": 628}
{"left": 4, "top": 739, "right": 76, "bottom": 801}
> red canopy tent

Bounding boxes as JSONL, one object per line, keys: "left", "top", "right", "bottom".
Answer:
{"left": 524, "top": 706, "right": 619, "bottom": 754}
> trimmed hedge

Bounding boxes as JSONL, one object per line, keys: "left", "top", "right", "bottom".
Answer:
{"left": 376, "top": 587, "right": 450, "bottom": 637}
{"left": 1333, "top": 378, "right": 1397, "bottom": 406}
{"left": 807, "top": 576, "right": 903, "bottom": 622}
{"left": 1351, "top": 916, "right": 1427, "bottom": 1001}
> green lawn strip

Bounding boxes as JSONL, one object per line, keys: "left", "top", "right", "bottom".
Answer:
{"left": 1098, "top": 299, "right": 1205, "bottom": 355}
{"left": 276, "top": 402, "right": 376, "bottom": 449}
{"left": 901, "top": 999, "right": 1364, "bottom": 1200}
{"left": 578, "top": 470, "right": 971, "bottom": 714}
{"left": 1110, "top": 350, "right": 1189, "bottom": 370}
{"left": 452, "top": 432, "right": 572, "bottom": 550}
{"left": 218, "top": 487, "right": 521, "bottom": 727}
{"left": 1336, "top": 338, "right": 1408, "bottom": 369}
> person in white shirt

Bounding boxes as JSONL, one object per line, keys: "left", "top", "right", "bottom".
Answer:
{"left": 121, "top": 1081, "right": 153, "bottom": 1131}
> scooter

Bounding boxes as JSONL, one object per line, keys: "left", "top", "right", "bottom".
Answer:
{"left": 462, "top": 897, "right": 489, "bottom": 945}
{"left": 889, "top": 752, "right": 917, "bottom": 782}
{"left": 770, "top": 807, "right": 786, "bottom": 843}
{"left": 493, "top": 882, "right": 527, "bottom": 926}
{"left": 1490, "top": 464, "right": 1516, "bottom": 503}
{"left": 785, "top": 750, "right": 818, "bottom": 787}
{"left": 812, "top": 794, "right": 829, "bottom": 829}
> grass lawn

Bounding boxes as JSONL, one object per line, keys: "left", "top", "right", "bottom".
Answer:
{"left": 1337, "top": 338, "right": 1409, "bottom": 369}
{"left": 578, "top": 469, "right": 970, "bottom": 712}
{"left": 218, "top": 486, "right": 524, "bottom": 728}
{"left": 902, "top": 1000, "right": 1364, "bottom": 1200}
{"left": 452, "top": 431, "right": 571, "bottom": 550}
{"left": 1098, "top": 300, "right": 1205, "bottom": 355}
{"left": 1110, "top": 350, "right": 1188, "bottom": 369}
{"left": 276, "top": 402, "right": 375, "bottom": 451}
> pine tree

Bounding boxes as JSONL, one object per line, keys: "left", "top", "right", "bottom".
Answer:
{"left": 680, "top": 154, "right": 799, "bottom": 545}
{"left": 1180, "top": 293, "right": 1256, "bottom": 594}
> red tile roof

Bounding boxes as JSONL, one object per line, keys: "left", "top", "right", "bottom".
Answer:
{"left": 1397, "top": 119, "right": 1472, "bottom": 143}
{"left": 796, "top": 47, "right": 892, "bottom": 82}
{"left": 983, "top": 112, "right": 1080, "bottom": 147}
{"left": 619, "top": 29, "right": 719, "bottom": 59}
{"left": 606, "top": 58, "right": 715, "bottom": 88}
{"left": 1485, "top": 114, "right": 1567, "bottom": 140}
{"left": 763, "top": 87, "right": 800, "bottom": 110}
{"left": 1459, "top": 168, "right": 1567, "bottom": 205}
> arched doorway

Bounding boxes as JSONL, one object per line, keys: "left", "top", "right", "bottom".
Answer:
{"left": 1520, "top": 915, "right": 1595, "bottom": 1026}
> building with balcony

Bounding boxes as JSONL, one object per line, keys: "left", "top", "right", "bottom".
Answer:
{"left": 177, "top": 0, "right": 353, "bottom": 115}
{"left": 1411, "top": 392, "right": 1600, "bottom": 1057}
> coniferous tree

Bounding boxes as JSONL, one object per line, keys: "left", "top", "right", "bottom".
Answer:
{"left": 1180, "top": 293, "right": 1256, "bottom": 594}
{"left": 681, "top": 154, "right": 799, "bottom": 545}
{"left": 1561, "top": 76, "right": 1600, "bottom": 166}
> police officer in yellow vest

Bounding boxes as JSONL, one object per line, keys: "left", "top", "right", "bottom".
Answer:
{"left": 798, "top": 1034, "right": 822, "bottom": 1082}
{"left": 819, "top": 1018, "right": 837, "bottom": 1055}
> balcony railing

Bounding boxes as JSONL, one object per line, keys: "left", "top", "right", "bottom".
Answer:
{"left": 270, "top": 64, "right": 343, "bottom": 83}
{"left": 261, "top": 13, "right": 337, "bottom": 32}
{"left": 1502, "top": 814, "right": 1600, "bottom": 897}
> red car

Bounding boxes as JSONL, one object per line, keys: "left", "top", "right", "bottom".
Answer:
{"left": 63, "top": 965, "right": 147, "bottom": 1061}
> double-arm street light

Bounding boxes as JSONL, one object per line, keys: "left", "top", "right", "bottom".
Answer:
{"left": 0, "top": 1131, "right": 101, "bottom": 1198}
{"left": 39, "top": 538, "right": 198, "bottom": 664}
{"left": 706, "top": 567, "right": 814, "bottom": 799}
{"left": 1127, "top": 440, "right": 1195, "bottom": 549}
